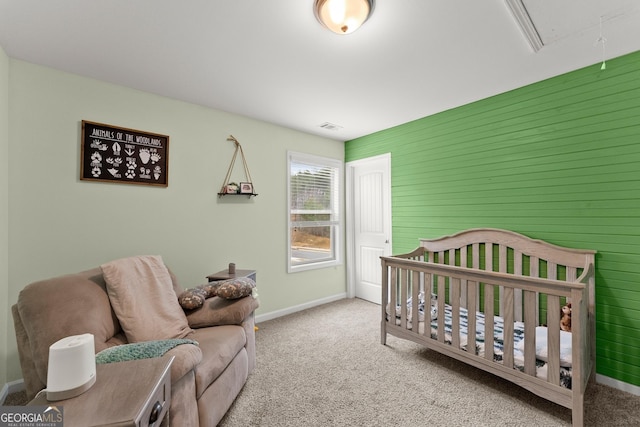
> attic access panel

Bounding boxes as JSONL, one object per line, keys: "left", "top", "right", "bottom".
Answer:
{"left": 523, "top": 0, "right": 638, "bottom": 45}
{"left": 508, "top": 0, "right": 640, "bottom": 50}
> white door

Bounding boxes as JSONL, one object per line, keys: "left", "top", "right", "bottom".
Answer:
{"left": 347, "top": 154, "right": 391, "bottom": 304}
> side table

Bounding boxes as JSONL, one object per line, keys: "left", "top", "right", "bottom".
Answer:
{"left": 29, "top": 356, "right": 173, "bottom": 427}
{"left": 206, "top": 268, "right": 256, "bottom": 283}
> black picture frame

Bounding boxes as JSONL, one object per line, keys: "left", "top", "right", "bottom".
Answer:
{"left": 80, "top": 120, "right": 169, "bottom": 187}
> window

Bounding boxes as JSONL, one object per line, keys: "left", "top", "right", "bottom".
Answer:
{"left": 287, "top": 151, "right": 343, "bottom": 273}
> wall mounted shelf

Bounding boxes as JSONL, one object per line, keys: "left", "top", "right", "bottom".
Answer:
{"left": 218, "top": 135, "right": 257, "bottom": 198}
{"left": 217, "top": 192, "right": 258, "bottom": 198}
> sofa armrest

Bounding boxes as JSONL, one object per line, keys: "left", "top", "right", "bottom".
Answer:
{"left": 185, "top": 296, "right": 259, "bottom": 329}
{"left": 163, "top": 344, "right": 203, "bottom": 384}
{"left": 12, "top": 304, "right": 43, "bottom": 400}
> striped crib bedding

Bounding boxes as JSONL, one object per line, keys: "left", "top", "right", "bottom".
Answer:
{"left": 387, "top": 298, "right": 573, "bottom": 389}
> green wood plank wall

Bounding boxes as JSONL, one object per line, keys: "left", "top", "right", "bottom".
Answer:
{"left": 345, "top": 50, "right": 640, "bottom": 388}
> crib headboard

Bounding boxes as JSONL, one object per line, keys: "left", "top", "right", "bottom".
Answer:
{"left": 419, "top": 228, "right": 596, "bottom": 275}
{"left": 418, "top": 228, "right": 596, "bottom": 322}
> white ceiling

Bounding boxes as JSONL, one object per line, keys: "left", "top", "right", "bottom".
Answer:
{"left": 1, "top": 0, "right": 639, "bottom": 141}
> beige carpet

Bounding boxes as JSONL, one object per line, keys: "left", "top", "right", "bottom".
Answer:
{"left": 220, "top": 298, "right": 640, "bottom": 427}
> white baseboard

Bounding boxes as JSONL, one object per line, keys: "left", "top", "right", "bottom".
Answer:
{"left": 255, "top": 293, "right": 347, "bottom": 323}
{"left": 596, "top": 373, "right": 640, "bottom": 396}
{"left": 0, "top": 379, "right": 25, "bottom": 405}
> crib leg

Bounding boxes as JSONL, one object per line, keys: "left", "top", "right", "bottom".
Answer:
{"left": 572, "top": 395, "right": 584, "bottom": 427}
{"left": 381, "top": 321, "right": 387, "bottom": 345}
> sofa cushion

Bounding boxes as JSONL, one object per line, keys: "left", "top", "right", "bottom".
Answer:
{"left": 101, "top": 255, "right": 193, "bottom": 342}
{"left": 186, "top": 295, "right": 259, "bottom": 328}
{"left": 191, "top": 325, "right": 247, "bottom": 399}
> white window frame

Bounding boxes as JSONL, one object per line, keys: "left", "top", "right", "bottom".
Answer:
{"left": 287, "top": 151, "right": 343, "bottom": 273}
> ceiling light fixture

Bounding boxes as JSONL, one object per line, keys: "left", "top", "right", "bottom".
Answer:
{"left": 314, "top": 0, "right": 375, "bottom": 35}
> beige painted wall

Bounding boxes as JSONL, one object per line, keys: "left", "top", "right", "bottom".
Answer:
{"left": 0, "top": 46, "right": 9, "bottom": 385}
{"left": 4, "top": 59, "right": 346, "bottom": 382}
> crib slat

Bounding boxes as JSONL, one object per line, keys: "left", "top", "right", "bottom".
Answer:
{"left": 548, "top": 262, "right": 558, "bottom": 280}
{"left": 461, "top": 245, "right": 468, "bottom": 267}
{"left": 547, "top": 295, "right": 561, "bottom": 385}
{"left": 484, "top": 244, "right": 495, "bottom": 361}
{"left": 503, "top": 287, "right": 515, "bottom": 369}
{"left": 499, "top": 245, "right": 507, "bottom": 272}
{"left": 437, "top": 273, "right": 446, "bottom": 343}
{"left": 523, "top": 290, "right": 537, "bottom": 376}
{"left": 499, "top": 245, "right": 507, "bottom": 317}
{"left": 459, "top": 248, "right": 468, "bottom": 307}
{"left": 423, "top": 273, "right": 432, "bottom": 338}
{"left": 449, "top": 249, "right": 466, "bottom": 307}
{"left": 381, "top": 261, "right": 389, "bottom": 345}
{"left": 400, "top": 269, "right": 408, "bottom": 329}
{"left": 514, "top": 250, "right": 523, "bottom": 321}
{"left": 451, "top": 277, "right": 461, "bottom": 349}
{"left": 468, "top": 243, "right": 477, "bottom": 283}
{"left": 390, "top": 267, "right": 397, "bottom": 329}
{"left": 467, "top": 279, "right": 478, "bottom": 355}
{"left": 427, "top": 252, "right": 435, "bottom": 297}
{"left": 485, "top": 243, "right": 493, "bottom": 271}
{"left": 484, "top": 283, "right": 495, "bottom": 362}
{"left": 467, "top": 244, "right": 478, "bottom": 355}
{"left": 566, "top": 266, "right": 577, "bottom": 305}
{"left": 530, "top": 255, "right": 540, "bottom": 325}
{"left": 411, "top": 270, "right": 420, "bottom": 331}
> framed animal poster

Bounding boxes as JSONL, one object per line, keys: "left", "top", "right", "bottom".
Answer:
{"left": 80, "top": 120, "right": 169, "bottom": 187}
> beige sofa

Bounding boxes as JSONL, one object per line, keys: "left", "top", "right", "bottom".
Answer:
{"left": 12, "top": 256, "right": 259, "bottom": 426}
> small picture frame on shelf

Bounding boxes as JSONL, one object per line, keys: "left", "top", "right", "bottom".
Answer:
{"left": 225, "top": 183, "right": 239, "bottom": 194}
{"left": 240, "top": 182, "right": 253, "bottom": 194}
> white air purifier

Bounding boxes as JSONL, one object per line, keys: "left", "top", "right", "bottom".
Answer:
{"left": 46, "top": 333, "right": 97, "bottom": 401}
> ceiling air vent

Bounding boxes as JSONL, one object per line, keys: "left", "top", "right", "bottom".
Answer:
{"left": 319, "top": 122, "right": 343, "bottom": 131}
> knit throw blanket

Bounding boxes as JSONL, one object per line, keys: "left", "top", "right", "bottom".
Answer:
{"left": 95, "top": 338, "right": 198, "bottom": 364}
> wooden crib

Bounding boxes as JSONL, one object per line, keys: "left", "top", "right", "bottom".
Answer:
{"left": 381, "top": 228, "right": 596, "bottom": 426}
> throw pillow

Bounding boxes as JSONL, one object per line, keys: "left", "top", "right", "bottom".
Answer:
{"left": 197, "top": 282, "right": 220, "bottom": 298}
{"left": 101, "top": 255, "right": 193, "bottom": 342}
{"left": 216, "top": 277, "right": 256, "bottom": 300}
{"left": 178, "top": 288, "right": 207, "bottom": 310}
